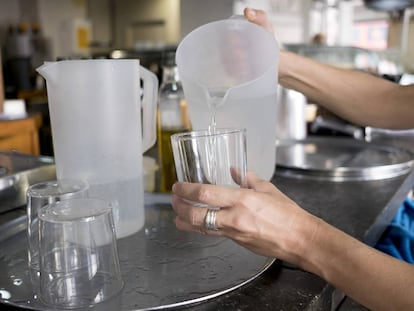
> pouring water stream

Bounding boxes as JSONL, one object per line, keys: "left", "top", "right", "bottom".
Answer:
{"left": 207, "top": 89, "right": 227, "bottom": 185}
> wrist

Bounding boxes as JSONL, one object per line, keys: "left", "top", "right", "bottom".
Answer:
{"left": 278, "top": 50, "right": 299, "bottom": 87}
{"left": 286, "top": 212, "right": 327, "bottom": 275}
{"left": 278, "top": 50, "right": 289, "bottom": 82}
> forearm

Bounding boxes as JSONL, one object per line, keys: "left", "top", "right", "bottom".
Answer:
{"left": 295, "top": 216, "right": 414, "bottom": 311}
{"left": 279, "top": 51, "right": 414, "bottom": 129}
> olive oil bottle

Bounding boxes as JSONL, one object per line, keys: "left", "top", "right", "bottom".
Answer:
{"left": 157, "top": 52, "right": 191, "bottom": 192}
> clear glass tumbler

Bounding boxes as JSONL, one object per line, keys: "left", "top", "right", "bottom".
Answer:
{"left": 170, "top": 128, "right": 247, "bottom": 188}
{"left": 38, "top": 198, "right": 124, "bottom": 309}
{"left": 26, "top": 179, "right": 89, "bottom": 275}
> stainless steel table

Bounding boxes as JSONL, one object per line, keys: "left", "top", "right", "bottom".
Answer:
{"left": 0, "top": 194, "right": 273, "bottom": 311}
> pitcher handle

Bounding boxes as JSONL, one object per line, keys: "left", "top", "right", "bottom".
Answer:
{"left": 140, "top": 65, "right": 158, "bottom": 152}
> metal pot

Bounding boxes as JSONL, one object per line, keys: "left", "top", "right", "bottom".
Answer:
{"left": 276, "top": 86, "right": 307, "bottom": 142}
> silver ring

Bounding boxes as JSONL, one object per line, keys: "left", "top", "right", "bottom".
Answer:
{"left": 204, "top": 209, "right": 219, "bottom": 231}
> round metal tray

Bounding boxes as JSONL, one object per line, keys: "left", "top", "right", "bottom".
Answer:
{"left": 0, "top": 193, "right": 274, "bottom": 310}
{"left": 275, "top": 137, "right": 414, "bottom": 181}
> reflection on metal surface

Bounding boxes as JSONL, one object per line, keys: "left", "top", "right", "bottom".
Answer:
{"left": 276, "top": 86, "right": 307, "bottom": 141}
{"left": 0, "top": 289, "right": 11, "bottom": 299}
{"left": 276, "top": 137, "right": 414, "bottom": 181}
{"left": 365, "top": 127, "right": 414, "bottom": 142}
{"left": 0, "top": 193, "right": 274, "bottom": 310}
{"left": 0, "top": 151, "right": 55, "bottom": 212}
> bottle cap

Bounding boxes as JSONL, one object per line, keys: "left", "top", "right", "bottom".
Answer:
{"left": 162, "top": 51, "right": 176, "bottom": 67}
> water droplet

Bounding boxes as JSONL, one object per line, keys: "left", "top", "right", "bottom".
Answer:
{"left": 0, "top": 289, "right": 11, "bottom": 299}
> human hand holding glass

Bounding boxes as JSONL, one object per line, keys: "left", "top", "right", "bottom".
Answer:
{"left": 171, "top": 128, "right": 247, "bottom": 231}
{"left": 171, "top": 128, "right": 247, "bottom": 187}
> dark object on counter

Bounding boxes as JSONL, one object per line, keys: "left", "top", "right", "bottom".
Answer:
{"left": 6, "top": 58, "right": 33, "bottom": 92}
{"left": 0, "top": 151, "right": 55, "bottom": 212}
{"left": 364, "top": 0, "right": 414, "bottom": 11}
{"left": 310, "top": 115, "right": 365, "bottom": 139}
{"left": 381, "top": 73, "right": 403, "bottom": 83}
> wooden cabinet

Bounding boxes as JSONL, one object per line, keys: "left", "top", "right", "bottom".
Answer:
{"left": 0, "top": 114, "right": 42, "bottom": 155}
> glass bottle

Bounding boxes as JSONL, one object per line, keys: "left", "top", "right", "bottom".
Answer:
{"left": 157, "top": 52, "right": 190, "bottom": 192}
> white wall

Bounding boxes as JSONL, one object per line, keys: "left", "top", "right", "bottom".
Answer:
{"left": 0, "top": 0, "right": 20, "bottom": 44}
{"left": 19, "top": 0, "right": 39, "bottom": 22}
{"left": 37, "top": 0, "right": 87, "bottom": 59}
{"left": 87, "top": 0, "right": 111, "bottom": 47}
{"left": 0, "top": 0, "right": 88, "bottom": 60}
{"left": 0, "top": 0, "right": 19, "bottom": 22}
{"left": 337, "top": 1, "right": 354, "bottom": 45}
{"left": 112, "top": 0, "right": 180, "bottom": 49}
{"left": 180, "top": 0, "right": 234, "bottom": 39}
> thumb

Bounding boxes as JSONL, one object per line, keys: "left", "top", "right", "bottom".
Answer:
{"left": 247, "top": 171, "right": 291, "bottom": 200}
{"left": 246, "top": 171, "right": 275, "bottom": 193}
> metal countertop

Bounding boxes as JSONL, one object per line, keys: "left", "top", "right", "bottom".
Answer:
{"left": 184, "top": 134, "right": 414, "bottom": 311}
{"left": 1, "top": 135, "right": 413, "bottom": 311}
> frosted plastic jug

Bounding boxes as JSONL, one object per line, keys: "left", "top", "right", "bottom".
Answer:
{"left": 176, "top": 17, "right": 279, "bottom": 180}
{"left": 37, "top": 59, "right": 158, "bottom": 238}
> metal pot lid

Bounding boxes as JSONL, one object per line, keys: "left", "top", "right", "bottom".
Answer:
{"left": 275, "top": 137, "right": 414, "bottom": 181}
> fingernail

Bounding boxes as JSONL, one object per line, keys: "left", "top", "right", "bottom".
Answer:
{"left": 172, "top": 182, "right": 177, "bottom": 192}
{"left": 247, "top": 8, "right": 256, "bottom": 18}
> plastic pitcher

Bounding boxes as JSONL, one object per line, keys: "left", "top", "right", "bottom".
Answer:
{"left": 37, "top": 59, "right": 158, "bottom": 238}
{"left": 176, "top": 17, "right": 279, "bottom": 181}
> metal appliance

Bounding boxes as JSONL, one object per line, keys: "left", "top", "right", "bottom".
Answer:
{"left": 0, "top": 151, "right": 55, "bottom": 213}
{"left": 364, "top": 0, "right": 414, "bottom": 11}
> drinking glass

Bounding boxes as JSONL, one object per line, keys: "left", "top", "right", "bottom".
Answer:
{"left": 26, "top": 180, "right": 89, "bottom": 275}
{"left": 38, "top": 198, "right": 124, "bottom": 309}
{"left": 170, "top": 128, "right": 247, "bottom": 188}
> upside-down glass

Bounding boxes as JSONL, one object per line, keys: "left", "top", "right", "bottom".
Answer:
{"left": 26, "top": 180, "right": 89, "bottom": 276}
{"left": 38, "top": 198, "right": 124, "bottom": 309}
{"left": 170, "top": 128, "right": 247, "bottom": 188}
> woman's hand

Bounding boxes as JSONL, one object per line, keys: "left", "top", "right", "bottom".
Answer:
{"left": 171, "top": 172, "right": 321, "bottom": 266}
{"left": 171, "top": 173, "right": 414, "bottom": 311}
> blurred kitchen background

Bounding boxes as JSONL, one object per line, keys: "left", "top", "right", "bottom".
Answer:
{"left": 0, "top": 0, "right": 413, "bottom": 158}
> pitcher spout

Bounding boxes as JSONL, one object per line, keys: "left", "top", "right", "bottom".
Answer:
{"left": 36, "top": 61, "right": 58, "bottom": 82}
